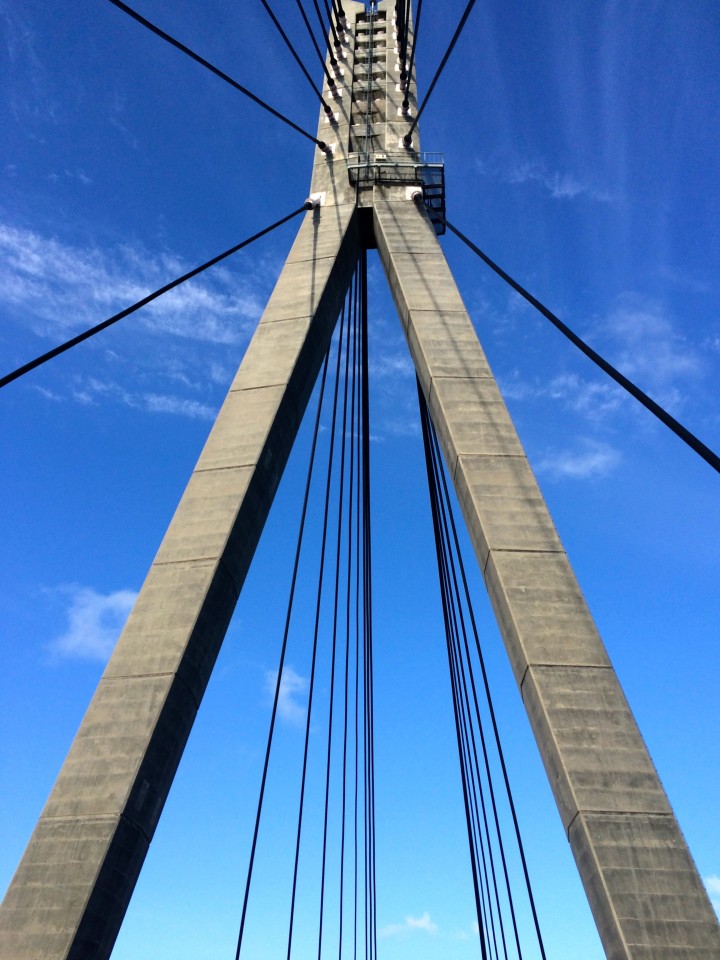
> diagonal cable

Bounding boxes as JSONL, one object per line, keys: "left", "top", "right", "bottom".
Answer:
{"left": 443, "top": 216, "right": 720, "bottom": 475}
{"left": 402, "top": 0, "right": 423, "bottom": 110}
{"left": 107, "top": 0, "right": 329, "bottom": 150}
{"left": 259, "top": 0, "right": 334, "bottom": 116}
{"left": 296, "top": 0, "right": 338, "bottom": 90}
{"left": 232, "top": 342, "right": 332, "bottom": 960}
{"left": 404, "top": 0, "right": 477, "bottom": 145}
{"left": 0, "top": 204, "right": 308, "bottom": 390}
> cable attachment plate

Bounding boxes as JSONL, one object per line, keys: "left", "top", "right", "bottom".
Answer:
{"left": 306, "top": 192, "right": 326, "bottom": 208}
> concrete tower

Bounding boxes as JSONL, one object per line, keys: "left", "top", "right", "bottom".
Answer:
{"left": 1, "top": 3, "right": 718, "bottom": 958}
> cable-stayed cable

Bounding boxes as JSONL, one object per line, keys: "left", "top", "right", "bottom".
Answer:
{"left": 232, "top": 341, "right": 332, "bottom": 960}
{"left": 107, "top": 0, "right": 330, "bottom": 150}
{"left": 404, "top": 0, "right": 477, "bottom": 145}
{"left": 285, "top": 304, "right": 347, "bottom": 960}
{"left": 402, "top": 0, "right": 423, "bottom": 111}
{"left": 311, "top": 0, "right": 339, "bottom": 65}
{"left": 417, "top": 381, "right": 549, "bottom": 960}
{"left": 443, "top": 216, "right": 720, "bottom": 476}
{"left": 0, "top": 205, "right": 308, "bottom": 390}
{"left": 259, "top": 0, "right": 334, "bottom": 116}
{"left": 296, "top": 0, "right": 338, "bottom": 90}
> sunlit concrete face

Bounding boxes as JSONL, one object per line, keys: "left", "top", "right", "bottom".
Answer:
{"left": 2, "top": 2, "right": 719, "bottom": 959}
{"left": 372, "top": 184, "right": 720, "bottom": 957}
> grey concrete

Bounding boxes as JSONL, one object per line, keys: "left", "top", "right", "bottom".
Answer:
{"left": 373, "top": 193, "right": 720, "bottom": 958}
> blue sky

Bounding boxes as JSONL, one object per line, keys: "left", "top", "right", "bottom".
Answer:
{"left": 1, "top": 0, "right": 719, "bottom": 957}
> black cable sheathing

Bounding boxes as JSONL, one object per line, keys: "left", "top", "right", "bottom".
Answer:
{"left": 426, "top": 392, "right": 549, "bottom": 959}
{"left": 399, "top": 0, "right": 411, "bottom": 81}
{"left": 296, "top": 0, "right": 337, "bottom": 88}
{"left": 312, "top": 0, "right": 339, "bottom": 63}
{"left": 1, "top": 205, "right": 308, "bottom": 390}
{"left": 402, "top": 0, "right": 423, "bottom": 109}
{"left": 443, "top": 216, "right": 720, "bottom": 476}
{"left": 322, "top": 0, "right": 342, "bottom": 47}
{"left": 259, "top": 0, "right": 334, "bottom": 114}
{"left": 232, "top": 341, "right": 332, "bottom": 960}
{"left": 317, "top": 283, "right": 354, "bottom": 960}
{"left": 417, "top": 382, "right": 488, "bottom": 960}
{"left": 337, "top": 270, "right": 359, "bottom": 960}
{"left": 404, "top": 0, "right": 477, "bottom": 144}
{"left": 428, "top": 424, "right": 517, "bottom": 960}
{"left": 285, "top": 307, "right": 347, "bottom": 960}
{"left": 107, "top": 0, "right": 328, "bottom": 149}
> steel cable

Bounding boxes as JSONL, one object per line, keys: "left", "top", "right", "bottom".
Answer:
{"left": 402, "top": 0, "right": 423, "bottom": 111}
{"left": 0, "top": 205, "right": 308, "bottom": 390}
{"left": 296, "top": 0, "right": 338, "bottom": 89}
{"left": 107, "top": 0, "right": 329, "bottom": 150}
{"left": 418, "top": 380, "right": 551, "bottom": 960}
{"left": 259, "top": 0, "right": 334, "bottom": 115}
{"left": 232, "top": 341, "right": 332, "bottom": 960}
{"left": 418, "top": 386, "right": 489, "bottom": 960}
{"left": 443, "top": 216, "right": 720, "bottom": 476}
{"left": 317, "top": 280, "right": 354, "bottom": 960}
{"left": 404, "top": 0, "right": 477, "bottom": 145}
{"left": 285, "top": 304, "right": 347, "bottom": 960}
{"left": 312, "top": 0, "right": 339, "bottom": 64}
{"left": 429, "top": 410, "right": 549, "bottom": 959}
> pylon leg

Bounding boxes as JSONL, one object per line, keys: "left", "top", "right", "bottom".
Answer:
{"left": 373, "top": 192, "right": 720, "bottom": 959}
{"left": 0, "top": 205, "right": 360, "bottom": 960}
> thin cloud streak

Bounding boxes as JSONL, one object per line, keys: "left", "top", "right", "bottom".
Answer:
{"left": 535, "top": 438, "right": 621, "bottom": 481}
{"left": 68, "top": 377, "right": 217, "bottom": 421}
{"left": 0, "top": 222, "right": 265, "bottom": 346}
{"left": 380, "top": 911, "right": 438, "bottom": 939}
{"left": 477, "top": 155, "right": 610, "bottom": 203}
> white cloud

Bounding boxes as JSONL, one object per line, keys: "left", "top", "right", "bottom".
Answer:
{"left": 705, "top": 875, "right": 720, "bottom": 917}
{"left": 142, "top": 393, "right": 216, "bottom": 420}
{"left": 598, "top": 294, "right": 702, "bottom": 401}
{"left": 500, "top": 370, "right": 625, "bottom": 421}
{"left": 265, "top": 666, "right": 308, "bottom": 725}
{"left": 500, "top": 294, "right": 703, "bottom": 423}
{"left": 536, "top": 438, "right": 621, "bottom": 481}
{"left": 380, "top": 911, "right": 438, "bottom": 939}
{"left": 47, "top": 586, "right": 137, "bottom": 662}
{"left": 370, "top": 352, "right": 414, "bottom": 379}
{"left": 478, "top": 156, "right": 610, "bottom": 203}
{"left": 507, "top": 161, "right": 610, "bottom": 202}
{"left": 0, "top": 222, "right": 265, "bottom": 346}
{"left": 65, "top": 378, "right": 217, "bottom": 420}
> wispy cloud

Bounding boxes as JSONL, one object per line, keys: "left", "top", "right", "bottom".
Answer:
{"left": 0, "top": 222, "right": 265, "bottom": 345}
{"left": 47, "top": 585, "right": 137, "bottom": 662}
{"left": 705, "top": 875, "right": 720, "bottom": 917}
{"left": 500, "top": 370, "right": 625, "bottom": 421}
{"left": 500, "top": 293, "right": 704, "bottom": 422}
{"left": 370, "top": 352, "right": 414, "bottom": 380}
{"left": 3, "top": 6, "right": 58, "bottom": 125}
{"left": 264, "top": 666, "right": 308, "bottom": 725}
{"left": 596, "top": 293, "right": 702, "bottom": 404}
{"left": 478, "top": 156, "right": 610, "bottom": 203}
{"left": 535, "top": 438, "right": 621, "bottom": 481}
{"left": 67, "top": 377, "right": 217, "bottom": 420}
{"left": 380, "top": 912, "right": 438, "bottom": 939}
